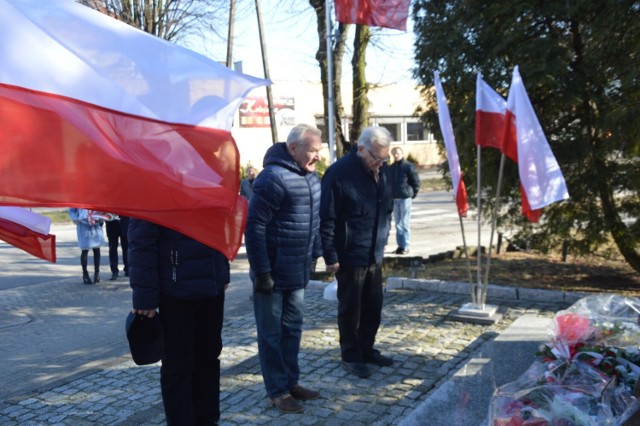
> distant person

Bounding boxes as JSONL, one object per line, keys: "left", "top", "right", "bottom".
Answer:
{"left": 389, "top": 147, "right": 420, "bottom": 255}
{"left": 320, "top": 126, "right": 395, "bottom": 379}
{"left": 240, "top": 165, "right": 258, "bottom": 200}
{"left": 106, "top": 215, "right": 129, "bottom": 280}
{"left": 244, "top": 124, "right": 323, "bottom": 414}
{"left": 68, "top": 208, "right": 105, "bottom": 285}
{"left": 128, "top": 219, "right": 230, "bottom": 425}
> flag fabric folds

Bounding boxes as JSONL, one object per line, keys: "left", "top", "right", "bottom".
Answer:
{"left": 0, "top": 207, "right": 56, "bottom": 263}
{"left": 475, "top": 74, "right": 508, "bottom": 152}
{"left": 0, "top": 0, "right": 269, "bottom": 259}
{"left": 334, "top": 0, "right": 411, "bottom": 31}
{"left": 434, "top": 72, "right": 469, "bottom": 217}
{"left": 503, "top": 66, "right": 569, "bottom": 221}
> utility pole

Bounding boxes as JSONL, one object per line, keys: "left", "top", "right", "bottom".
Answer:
{"left": 225, "top": 0, "right": 236, "bottom": 68}
{"left": 255, "top": 0, "right": 278, "bottom": 144}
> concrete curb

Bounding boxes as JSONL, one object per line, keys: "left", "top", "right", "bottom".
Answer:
{"left": 386, "top": 277, "right": 591, "bottom": 305}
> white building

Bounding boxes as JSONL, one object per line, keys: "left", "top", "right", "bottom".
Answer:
{"left": 231, "top": 80, "right": 442, "bottom": 169}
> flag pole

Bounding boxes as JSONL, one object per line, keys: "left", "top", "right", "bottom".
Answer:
{"left": 476, "top": 145, "right": 483, "bottom": 307}
{"left": 325, "top": 0, "right": 336, "bottom": 163}
{"left": 458, "top": 214, "right": 476, "bottom": 304}
{"left": 482, "top": 153, "right": 505, "bottom": 305}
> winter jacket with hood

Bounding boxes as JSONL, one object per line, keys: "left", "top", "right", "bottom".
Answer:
{"left": 244, "top": 142, "right": 322, "bottom": 289}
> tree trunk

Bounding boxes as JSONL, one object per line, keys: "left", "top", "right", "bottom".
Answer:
{"left": 596, "top": 158, "right": 640, "bottom": 273}
{"left": 350, "top": 24, "right": 370, "bottom": 143}
{"left": 310, "top": 1, "right": 350, "bottom": 159}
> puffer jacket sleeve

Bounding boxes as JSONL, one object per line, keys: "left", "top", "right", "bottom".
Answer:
{"left": 128, "top": 218, "right": 161, "bottom": 310}
{"left": 245, "top": 168, "right": 285, "bottom": 275}
{"left": 214, "top": 250, "right": 230, "bottom": 286}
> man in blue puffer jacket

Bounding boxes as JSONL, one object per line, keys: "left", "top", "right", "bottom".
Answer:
{"left": 245, "top": 124, "right": 323, "bottom": 414}
{"left": 128, "top": 220, "right": 229, "bottom": 425}
{"left": 320, "top": 126, "right": 395, "bottom": 379}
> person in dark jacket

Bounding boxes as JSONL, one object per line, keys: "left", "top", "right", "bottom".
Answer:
{"left": 389, "top": 147, "right": 420, "bottom": 255}
{"left": 128, "top": 219, "right": 230, "bottom": 426}
{"left": 105, "top": 215, "right": 129, "bottom": 280}
{"left": 239, "top": 165, "right": 258, "bottom": 200}
{"left": 320, "top": 126, "right": 395, "bottom": 379}
{"left": 244, "top": 124, "right": 323, "bottom": 414}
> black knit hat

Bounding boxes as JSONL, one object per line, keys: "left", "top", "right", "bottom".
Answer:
{"left": 125, "top": 312, "right": 164, "bottom": 365}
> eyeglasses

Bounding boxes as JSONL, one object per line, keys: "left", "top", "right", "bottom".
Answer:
{"left": 366, "top": 147, "right": 390, "bottom": 164}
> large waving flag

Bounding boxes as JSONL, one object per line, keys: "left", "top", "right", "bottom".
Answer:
{"left": 503, "top": 66, "right": 569, "bottom": 221}
{"left": 0, "top": 207, "right": 56, "bottom": 263}
{"left": 0, "top": 0, "right": 269, "bottom": 259}
{"left": 434, "top": 72, "right": 469, "bottom": 217}
{"left": 334, "top": 0, "right": 411, "bottom": 31}
{"left": 475, "top": 74, "right": 508, "bottom": 152}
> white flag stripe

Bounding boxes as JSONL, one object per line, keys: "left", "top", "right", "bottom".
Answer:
{"left": 0, "top": 207, "right": 51, "bottom": 235}
{"left": 433, "top": 72, "right": 463, "bottom": 198}
{"left": 476, "top": 74, "right": 507, "bottom": 113}
{"left": 507, "top": 67, "right": 569, "bottom": 210}
{"left": 0, "top": 0, "right": 267, "bottom": 130}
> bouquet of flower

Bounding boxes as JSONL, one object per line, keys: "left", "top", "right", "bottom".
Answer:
{"left": 87, "top": 210, "right": 118, "bottom": 225}
{"left": 489, "top": 294, "right": 640, "bottom": 426}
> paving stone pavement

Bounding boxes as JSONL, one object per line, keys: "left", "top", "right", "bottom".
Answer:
{"left": 0, "top": 279, "right": 570, "bottom": 425}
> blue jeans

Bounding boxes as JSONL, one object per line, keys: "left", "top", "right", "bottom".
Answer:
{"left": 393, "top": 198, "right": 412, "bottom": 249}
{"left": 253, "top": 288, "right": 304, "bottom": 398}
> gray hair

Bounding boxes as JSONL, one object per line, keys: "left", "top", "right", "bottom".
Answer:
{"left": 286, "top": 124, "right": 322, "bottom": 147}
{"left": 357, "top": 126, "right": 393, "bottom": 149}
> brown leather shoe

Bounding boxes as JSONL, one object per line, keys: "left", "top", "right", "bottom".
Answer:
{"left": 269, "top": 393, "right": 304, "bottom": 413}
{"left": 290, "top": 384, "right": 320, "bottom": 401}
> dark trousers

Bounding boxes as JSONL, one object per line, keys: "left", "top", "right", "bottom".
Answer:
{"left": 159, "top": 292, "right": 225, "bottom": 426}
{"left": 106, "top": 219, "right": 128, "bottom": 274}
{"left": 336, "top": 263, "right": 383, "bottom": 362}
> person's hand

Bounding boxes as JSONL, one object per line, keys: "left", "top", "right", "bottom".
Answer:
{"left": 131, "top": 309, "right": 157, "bottom": 318}
{"left": 254, "top": 272, "right": 274, "bottom": 294}
{"left": 326, "top": 263, "right": 340, "bottom": 273}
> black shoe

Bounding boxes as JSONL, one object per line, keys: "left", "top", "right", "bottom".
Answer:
{"left": 363, "top": 351, "right": 394, "bottom": 366}
{"left": 395, "top": 247, "right": 409, "bottom": 255}
{"left": 82, "top": 272, "right": 93, "bottom": 285}
{"left": 109, "top": 272, "right": 119, "bottom": 281}
{"left": 341, "top": 361, "right": 371, "bottom": 378}
{"left": 94, "top": 272, "right": 100, "bottom": 284}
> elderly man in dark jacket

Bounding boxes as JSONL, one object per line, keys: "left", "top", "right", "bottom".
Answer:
{"left": 389, "top": 147, "right": 420, "bottom": 255}
{"left": 128, "top": 220, "right": 229, "bottom": 425}
{"left": 320, "top": 126, "right": 395, "bottom": 379}
{"left": 245, "top": 124, "right": 323, "bottom": 414}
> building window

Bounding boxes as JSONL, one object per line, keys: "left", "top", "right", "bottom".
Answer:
{"left": 379, "top": 123, "right": 400, "bottom": 141}
{"left": 407, "top": 122, "right": 425, "bottom": 141}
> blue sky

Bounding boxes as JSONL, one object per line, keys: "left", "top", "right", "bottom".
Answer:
{"left": 187, "top": 1, "right": 416, "bottom": 85}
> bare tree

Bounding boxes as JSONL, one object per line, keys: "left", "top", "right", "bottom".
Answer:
{"left": 78, "top": 0, "right": 229, "bottom": 42}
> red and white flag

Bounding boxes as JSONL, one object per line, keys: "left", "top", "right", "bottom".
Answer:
{"left": 0, "top": 0, "right": 269, "bottom": 259}
{"left": 504, "top": 66, "right": 569, "bottom": 221}
{"left": 0, "top": 207, "right": 56, "bottom": 263}
{"left": 475, "top": 74, "right": 507, "bottom": 152}
{"left": 334, "top": 0, "right": 411, "bottom": 31}
{"left": 434, "top": 72, "right": 469, "bottom": 217}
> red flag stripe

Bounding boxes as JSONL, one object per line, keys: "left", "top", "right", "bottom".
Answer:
{"left": 0, "top": 83, "right": 245, "bottom": 259}
{"left": 456, "top": 177, "right": 469, "bottom": 217}
{"left": 334, "top": 0, "right": 411, "bottom": 31}
{"left": 0, "top": 218, "right": 56, "bottom": 263}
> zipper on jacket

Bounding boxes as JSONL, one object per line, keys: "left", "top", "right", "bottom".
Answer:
{"left": 171, "top": 250, "right": 179, "bottom": 282}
